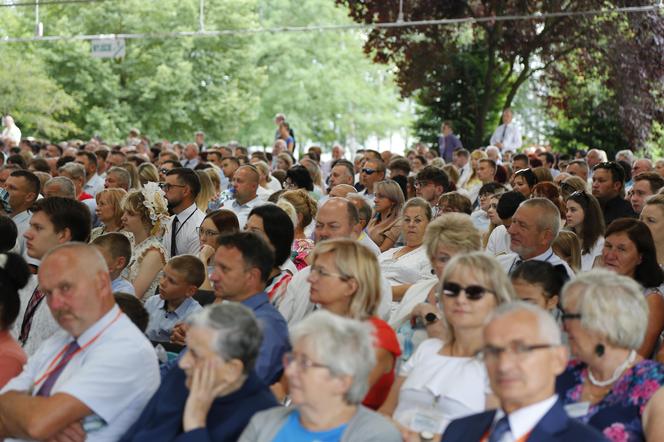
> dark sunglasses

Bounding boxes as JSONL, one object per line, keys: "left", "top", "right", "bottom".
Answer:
{"left": 441, "top": 282, "right": 493, "bottom": 301}
{"left": 362, "top": 168, "right": 377, "bottom": 175}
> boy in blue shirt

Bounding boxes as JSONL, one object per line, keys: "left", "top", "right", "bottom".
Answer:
{"left": 92, "top": 232, "right": 135, "bottom": 296}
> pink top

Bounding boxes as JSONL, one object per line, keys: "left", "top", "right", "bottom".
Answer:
{"left": 0, "top": 330, "right": 27, "bottom": 388}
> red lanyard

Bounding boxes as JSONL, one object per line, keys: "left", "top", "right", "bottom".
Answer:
{"left": 33, "top": 310, "right": 123, "bottom": 388}
{"left": 480, "top": 429, "right": 532, "bottom": 442}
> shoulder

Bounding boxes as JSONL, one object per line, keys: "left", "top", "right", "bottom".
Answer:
{"left": 368, "top": 317, "right": 401, "bottom": 354}
{"left": 443, "top": 410, "right": 495, "bottom": 440}
{"left": 346, "top": 406, "right": 401, "bottom": 441}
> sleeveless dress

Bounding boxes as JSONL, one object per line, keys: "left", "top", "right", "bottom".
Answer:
{"left": 123, "top": 236, "right": 167, "bottom": 300}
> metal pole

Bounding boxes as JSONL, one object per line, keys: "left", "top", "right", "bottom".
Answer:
{"left": 199, "top": 0, "right": 204, "bottom": 32}
{"left": 35, "top": 0, "right": 40, "bottom": 36}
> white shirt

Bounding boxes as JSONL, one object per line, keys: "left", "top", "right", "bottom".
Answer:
{"left": 389, "top": 279, "right": 438, "bottom": 330}
{"left": 492, "top": 395, "right": 558, "bottom": 442}
{"left": 490, "top": 123, "right": 522, "bottom": 153}
{"left": 84, "top": 173, "right": 105, "bottom": 197}
{"left": 486, "top": 225, "right": 512, "bottom": 256}
{"left": 1, "top": 125, "right": 21, "bottom": 145}
{"left": 256, "top": 185, "right": 273, "bottom": 202}
{"left": 359, "top": 188, "right": 376, "bottom": 208}
{"left": 3, "top": 305, "right": 159, "bottom": 442}
{"left": 498, "top": 248, "right": 575, "bottom": 279}
{"left": 379, "top": 246, "right": 434, "bottom": 286}
{"left": 358, "top": 231, "right": 382, "bottom": 257}
{"left": 220, "top": 195, "right": 263, "bottom": 229}
{"left": 162, "top": 202, "right": 206, "bottom": 259}
{"left": 581, "top": 236, "right": 604, "bottom": 272}
{"left": 456, "top": 162, "right": 472, "bottom": 189}
{"left": 11, "top": 210, "right": 31, "bottom": 259}
{"left": 266, "top": 177, "right": 282, "bottom": 193}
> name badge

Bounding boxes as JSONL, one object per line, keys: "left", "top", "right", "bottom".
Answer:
{"left": 564, "top": 401, "right": 590, "bottom": 418}
{"left": 410, "top": 407, "right": 447, "bottom": 434}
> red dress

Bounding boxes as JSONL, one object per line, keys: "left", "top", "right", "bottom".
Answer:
{"left": 362, "top": 317, "right": 401, "bottom": 410}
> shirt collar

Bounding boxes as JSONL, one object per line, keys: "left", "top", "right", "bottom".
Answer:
{"left": 175, "top": 202, "right": 198, "bottom": 221}
{"left": 526, "top": 247, "right": 555, "bottom": 262}
{"left": 495, "top": 395, "right": 558, "bottom": 440}
{"left": 241, "top": 292, "right": 269, "bottom": 310}
{"left": 76, "top": 304, "right": 122, "bottom": 346}
{"left": 159, "top": 297, "right": 195, "bottom": 317}
{"left": 12, "top": 209, "right": 30, "bottom": 222}
{"left": 233, "top": 196, "right": 260, "bottom": 209}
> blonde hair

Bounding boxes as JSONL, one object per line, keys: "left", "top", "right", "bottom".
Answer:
{"left": 645, "top": 193, "right": 664, "bottom": 211}
{"left": 195, "top": 170, "right": 215, "bottom": 212}
{"left": 204, "top": 167, "right": 221, "bottom": 194}
{"left": 552, "top": 230, "right": 582, "bottom": 273}
{"left": 300, "top": 158, "right": 324, "bottom": 189}
{"left": 424, "top": 213, "right": 481, "bottom": 260}
{"left": 96, "top": 188, "right": 128, "bottom": 227}
{"left": 310, "top": 238, "right": 380, "bottom": 320}
{"left": 138, "top": 163, "right": 159, "bottom": 186}
{"left": 120, "top": 162, "right": 141, "bottom": 190}
{"left": 280, "top": 189, "right": 318, "bottom": 229}
{"left": 374, "top": 180, "right": 405, "bottom": 218}
{"left": 442, "top": 164, "right": 459, "bottom": 184}
{"left": 121, "top": 189, "right": 167, "bottom": 236}
{"left": 276, "top": 198, "right": 298, "bottom": 228}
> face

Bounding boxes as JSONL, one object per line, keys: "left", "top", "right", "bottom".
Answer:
{"left": 632, "top": 160, "right": 651, "bottom": 177}
{"left": 315, "top": 201, "right": 355, "bottom": 241}
{"left": 163, "top": 174, "right": 187, "bottom": 210}
{"left": 640, "top": 205, "right": 664, "bottom": 246}
{"left": 487, "top": 197, "right": 501, "bottom": 225}
{"left": 0, "top": 169, "right": 11, "bottom": 189}
{"left": 207, "top": 153, "right": 223, "bottom": 168}
{"left": 104, "top": 172, "right": 120, "bottom": 190}
{"left": 209, "top": 246, "right": 252, "bottom": 301}
{"left": 602, "top": 232, "right": 641, "bottom": 277}
{"left": 285, "top": 338, "right": 341, "bottom": 407}
{"left": 198, "top": 217, "right": 221, "bottom": 249}
{"left": 508, "top": 206, "right": 549, "bottom": 258}
{"left": 47, "top": 145, "right": 60, "bottom": 158}
{"left": 373, "top": 190, "right": 394, "bottom": 213}
{"left": 221, "top": 159, "right": 238, "bottom": 179}
{"left": 75, "top": 155, "right": 94, "bottom": 176}
{"left": 245, "top": 214, "right": 266, "bottom": 237}
{"left": 24, "top": 211, "right": 68, "bottom": 259}
{"left": 512, "top": 278, "right": 557, "bottom": 311}
{"left": 159, "top": 264, "right": 194, "bottom": 302}
{"left": 453, "top": 153, "right": 466, "bottom": 168}
{"left": 586, "top": 151, "right": 601, "bottom": 168}
{"left": 562, "top": 290, "right": 598, "bottom": 361}
{"left": 232, "top": 168, "right": 258, "bottom": 203}
{"left": 441, "top": 266, "right": 497, "bottom": 331}
{"left": 307, "top": 252, "right": 355, "bottom": 311}
{"left": 478, "top": 193, "right": 492, "bottom": 211}
{"left": 592, "top": 169, "right": 620, "bottom": 200}
{"left": 5, "top": 175, "right": 32, "bottom": 211}
{"left": 95, "top": 194, "right": 116, "bottom": 223}
{"left": 179, "top": 326, "right": 230, "bottom": 390}
{"left": 656, "top": 161, "right": 664, "bottom": 178}
{"left": 107, "top": 154, "right": 125, "bottom": 168}
{"left": 121, "top": 210, "right": 145, "bottom": 235}
{"left": 565, "top": 200, "right": 585, "bottom": 229}
{"left": 483, "top": 311, "right": 567, "bottom": 412}
{"left": 512, "top": 159, "right": 528, "bottom": 173}
{"left": 566, "top": 163, "right": 586, "bottom": 180}
{"left": 332, "top": 146, "right": 343, "bottom": 159}
{"left": 512, "top": 176, "right": 531, "bottom": 198}
{"left": 360, "top": 161, "right": 383, "bottom": 189}
{"left": 410, "top": 158, "right": 424, "bottom": 172}
{"left": 630, "top": 180, "right": 653, "bottom": 214}
{"left": 502, "top": 109, "right": 513, "bottom": 124}
{"left": 329, "top": 165, "right": 353, "bottom": 188}
{"left": 402, "top": 206, "right": 429, "bottom": 246}
{"left": 415, "top": 180, "right": 439, "bottom": 203}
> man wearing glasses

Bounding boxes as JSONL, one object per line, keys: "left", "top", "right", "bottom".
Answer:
{"left": 415, "top": 166, "right": 450, "bottom": 208}
{"left": 161, "top": 168, "right": 206, "bottom": 258}
{"left": 358, "top": 158, "right": 386, "bottom": 208}
{"left": 442, "top": 302, "right": 605, "bottom": 441}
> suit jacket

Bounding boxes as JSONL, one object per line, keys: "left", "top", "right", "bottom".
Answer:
{"left": 442, "top": 399, "right": 608, "bottom": 441}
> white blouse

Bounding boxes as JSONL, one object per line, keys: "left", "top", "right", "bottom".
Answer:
{"left": 580, "top": 236, "right": 604, "bottom": 272}
{"left": 379, "top": 245, "right": 434, "bottom": 286}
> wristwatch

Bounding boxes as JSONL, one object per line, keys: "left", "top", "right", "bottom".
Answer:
{"left": 424, "top": 312, "right": 439, "bottom": 325}
{"left": 420, "top": 431, "right": 435, "bottom": 441}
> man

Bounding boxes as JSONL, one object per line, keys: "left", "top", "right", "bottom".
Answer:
{"left": 279, "top": 198, "right": 391, "bottom": 325}
{"left": 438, "top": 120, "right": 463, "bottom": 163}
{"left": 6, "top": 170, "right": 40, "bottom": 257}
{"left": 498, "top": 198, "right": 574, "bottom": 278}
{"left": 0, "top": 243, "right": 159, "bottom": 441}
{"left": 632, "top": 158, "right": 653, "bottom": 178}
{"left": 485, "top": 146, "right": 502, "bottom": 164}
{"left": 489, "top": 108, "right": 522, "bottom": 153}
{"left": 538, "top": 151, "right": 559, "bottom": 177}
{"left": 346, "top": 193, "right": 377, "bottom": 239}
{"left": 585, "top": 148, "right": 607, "bottom": 177}
{"left": 327, "top": 159, "right": 355, "bottom": 192}
{"left": 209, "top": 232, "right": 289, "bottom": 385}
{"left": 221, "top": 156, "right": 240, "bottom": 182}
{"left": 387, "top": 157, "right": 410, "bottom": 198}
{"left": 43, "top": 176, "right": 76, "bottom": 199}
{"left": 1, "top": 115, "right": 21, "bottom": 147}
{"left": 630, "top": 172, "right": 664, "bottom": 214}
{"left": 321, "top": 144, "right": 345, "bottom": 177}
{"left": 94, "top": 148, "right": 110, "bottom": 178}
{"left": 220, "top": 164, "right": 262, "bottom": 229}
{"left": 468, "top": 159, "right": 497, "bottom": 206}
{"left": 107, "top": 150, "right": 126, "bottom": 168}
{"left": 328, "top": 184, "right": 357, "bottom": 198}
{"left": 58, "top": 162, "right": 97, "bottom": 225}
{"left": 206, "top": 150, "right": 223, "bottom": 169}
{"left": 104, "top": 166, "right": 131, "bottom": 191}
{"left": 591, "top": 161, "right": 636, "bottom": 225}
{"left": 358, "top": 158, "right": 386, "bottom": 207}
{"left": 75, "top": 151, "right": 104, "bottom": 197}
{"left": 453, "top": 149, "right": 472, "bottom": 188}
{"left": 415, "top": 166, "right": 450, "bottom": 207}
{"left": 615, "top": 149, "right": 634, "bottom": 166}
{"left": 194, "top": 131, "right": 206, "bottom": 152}
{"left": 442, "top": 302, "right": 605, "bottom": 441}
{"left": 565, "top": 159, "right": 589, "bottom": 182}
{"left": 181, "top": 144, "right": 199, "bottom": 169}
{"left": 13, "top": 197, "right": 92, "bottom": 356}
{"left": 162, "top": 168, "right": 206, "bottom": 258}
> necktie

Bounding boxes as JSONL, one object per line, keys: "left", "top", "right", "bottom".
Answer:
{"left": 488, "top": 416, "right": 511, "bottom": 442}
{"left": 170, "top": 216, "right": 179, "bottom": 257}
{"left": 509, "top": 258, "right": 524, "bottom": 275}
{"left": 500, "top": 124, "right": 508, "bottom": 143}
{"left": 19, "top": 287, "right": 46, "bottom": 345}
{"left": 36, "top": 340, "right": 80, "bottom": 397}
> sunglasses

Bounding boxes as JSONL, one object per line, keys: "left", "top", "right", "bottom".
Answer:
{"left": 441, "top": 282, "right": 493, "bottom": 301}
{"left": 362, "top": 168, "right": 377, "bottom": 175}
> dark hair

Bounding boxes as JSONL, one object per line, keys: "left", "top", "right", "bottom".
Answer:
{"left": 414, "top": 155, "right": 428, "bottom": 166}
{"left": 29, "top": 158, "right": 51, "bottom": 173}
{"left": 593, "top": 161, "right": 625, "bottom": 184}
{"left": 605, "top": 218, "right": 664, "bottom": 288}
{"left": 494, "top": 164, "right": 508, "bottom": 184}
{"left": 6, "top": 154, "right": 27, "bottom": 169}
{"left": 91, "top": 232, "right": 132, "bottom": 266}
{"left": 633, "top": 172, "right": 664, "bottom": 194}
{"left": 251, "top": 151, "right": 268, "bottom": 163}
{"left": 0, "top": 216, "right": 17, "bottom": 252}
{"left": 512, "top": 153, "right": 529, "bottom": 164}
{"left": 388, "top": 157, "right": 411, "bottom": 174}
{"left": 0, "top": 253, "right": 31, "bottom": 329}
{"left": 497, "top": 191, "right": 526, "bottom": 220}
{"left": 286, "top": 165, "right": 314, "bottom": 191}
{"left": 453, "top": 148, "right": 469, "bottom": 159}
{"left": 32, "top": 197, "right": 91, "bottom": 242}
{"left": 204, "top": 209, "right": 240, "bottom": 235}
{"left": 56, "top": 155, "right": 75, "bottom": 169}
{"left": 479, "top": 182, "right": 507, "bottom": 197}
{"left": 514, "top": 168, "right": 538, "bottom": 188}
{"left": 10, "top": 169, "right": 41, "bottom": 198}
{"left": 511, "top": 260, "right": 567, "bottom": 300}
{"left": 617, "top": 160, "right": 632, "bottom": 183}
{"left": 331, "top": 159, "right": 355, "bottom": 178}
{"left": 168, "top": 255, "right": 206, "bottom": 287}
{"left": 248, "top": 204, "right": 295, "bottom": 267}
{"left": 114, "top": 293, "right": 149, "bottom": 332}
{"left": 165, "top": 167, "right": 201, "bottom": 198}
{"left": 217, "top": 232, "right": 275, "bottom": 283}
{"left": 416, "top": 165, "right": 450, "bottom": 190}
{"left": 76, "top": 150, "right": 98, "bottom": 168}
{"left": 539, "top": 152, "right": 555, "bottom": 165}
{"left": 566, "top": 191, "right": 605, "bottom": 254}
{"left": 161, "top": 159, "right": 181, "bottom": 169}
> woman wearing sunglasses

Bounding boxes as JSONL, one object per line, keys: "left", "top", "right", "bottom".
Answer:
{"left": 379, "top": 252, "right": 515, "bottom": 438}
{"left": 565, "top": 190, "right": 605, "bottom": 271}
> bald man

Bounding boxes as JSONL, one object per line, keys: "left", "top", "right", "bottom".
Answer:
{"left": 0, "top": 243, "right": 158, "bottom": 441}
{"left": 220, "top": 165, "right": 262, "bottom": 228}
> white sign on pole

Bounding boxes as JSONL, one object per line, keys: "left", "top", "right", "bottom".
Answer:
{"left": 91, "top": 38, "right": 126, "bottom": 58}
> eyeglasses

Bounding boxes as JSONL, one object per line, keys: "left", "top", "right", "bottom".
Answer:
{"left": 441, "top": 282, "right": 493, "bottom": 301}
{"left": 196, "top": 227, "right": 220, "bottom": 237}
{"left": 361, "top": 168, "right": 377, "bottom": 175}
{"left": 310, "top": 265, "right": 351, "bottom": 281}
{"left": 158, "top": 182, "right": 186, "bottom": 191}
{"left": 283, "top": 352, "right": 329, "bottom": 372}
{"left": 159, "top": 168, "right": 170, "bottom": 175}
{"left": 561, "top": 311, "right": 582, "bottom": 321}
{"left": 480, "top": 341, "right": 556, "bottom": 361}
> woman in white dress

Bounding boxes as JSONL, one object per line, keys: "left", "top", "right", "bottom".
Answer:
{"left": 564, "top": 190, "right": 605, "bottom": 271}
{"left": 121, "top": 182, "right": 169, "bottom": 300}
{"left": 379, "top": 252, "right": 515, "bottom": 437}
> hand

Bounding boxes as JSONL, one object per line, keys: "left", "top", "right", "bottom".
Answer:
{"left": 47, "top": 421, "right": 85, "bottom": 442}
{"left": 410, "top": 303, "right": 440, "bottom": 321}
{"left": 199, "top": 244, "right": 216, "bottom": 264}
{"left": 182, "top": 359, "right": 228, "bottom": 432}
{"left": 170, "top": 322, "right": 190, "bottom": 345}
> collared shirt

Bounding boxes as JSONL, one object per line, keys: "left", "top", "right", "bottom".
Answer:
{"left": 182, "top": 158, "right": 199, "bottom": 169}
{"left": 111, "top": 277, "right": 135, "bottom": 296}
{"left": 1, "top": 125, "right": 21, "bottom": 145}
{"left": 491, "top": 395, "right": 558, "bottom": 442}
{"left": 498, "top": 248, "right": 574, "bottom": 279}
{"left": 241, "top": 292, "right": 290, "bottom": 385}
{"left": 490, "top": 123, "right": 522, "bottom": 153}
{"left": 359, "top": 188, "right": 376, "bottom": 208}
{"left": 162, "top": 202, "right": 206, "bottom": 259}
{"left": 84, "top": 173, "right": 105, "bottom": 197}
{"left": 11, "top": 210, "right": 31, "bottom": 259}
{"left": 221, "top": 196, "right": 263, "bottom": 229}
{"left": 144, "top": 296, "right": 202, "bottom": 342}
{"left": 256, "top": 185, "right": 273, "bottom": 202}
{"left": 3, "top": 305, "right": 159, "bottom": 442}
{"left": 456, "top": 162, "right": 473, "bottom": 189}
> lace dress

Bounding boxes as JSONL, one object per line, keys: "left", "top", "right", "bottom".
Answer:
{"left": 122, "top": 236, "right": 167, "bottom": 300}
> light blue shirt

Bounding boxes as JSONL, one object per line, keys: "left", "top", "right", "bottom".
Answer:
{"left": 111, "top": 277, "right": 135, "bottom": 296}
{"left": 273, "top": 410, "right": 347, "bottom": 442}
{"left": 144, "top": 296, "right": 202, "bottom": 343}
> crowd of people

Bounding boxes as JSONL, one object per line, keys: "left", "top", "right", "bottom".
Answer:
{"left": 0, "top": 110, "right": 664, "bottom": 441}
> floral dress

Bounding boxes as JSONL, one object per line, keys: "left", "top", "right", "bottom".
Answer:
{"left": 123, "top": 236, "right": 167, "bottom": 300}
{"left": 556, "top": 359, "right": 664, "bottom": 442}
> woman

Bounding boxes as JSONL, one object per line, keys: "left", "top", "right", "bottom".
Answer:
{"left": 197, "top": 209, "right": 240, "bottom": 290}
{"left": 380, "top": 252, "right": 514, "bottom": 436}
{"left": 641, "top": 193, "right": 664, "bottom": 267}
{"left": 278, "top": 122, "right": 295, "bottom": 152}
{"left": 511, "top": 260, "right": 565, "bottom": 313}
{"left": 565, "top": 190, "right": 605, "bottom": 271}
{"left": 532, "top": 182, "right": 566, "bottom": 220}
{"left": 462, "top": 150, "right": 487, "bottom": 199}
{"left": 279, "top": 189, "right": 317, "bottom": 270}
{"left": 246, "top": 204, "right": 296, "bottom": 306}
{"left": 557, "top": 270, "right": 664, "bottom": 441}
{"left": 284, "top": 165, "right": 319, "bottom": 200}
{"left": 0, "top": 253, "right": 30, "bottom": 387}
{"left": 512, "top": 168, "right": 538, "bottom": 198}
{"left": 307, "top": 239, "right": 401, "bottom": 410}
{"left": 276, "top": 152, "right": 293, "bottom": 172}
{"left": 389, "top": 213, "right": 482, "bottom": 362}
{"left": 299, "top": 158, "right": 325, "bottom": 196}
{"left": 367, "top": 180, "right": 405, "bottom": 252}
{"left": 435, "top": 191, "right": 472, "bottom": 216}
{"left": 560, "top": 175, "right": 588, "bottom": 200}
{"left": 138, "top": 163, "right": 159, "bottom": 187}
{"left": 485, "top": 191, "right": 526, "bottom": 256}
{"left": 410, "top": 155, "right": 427, "bottom": 175}
{"left": 483, "top": 194, "right": 502, "bottom": 249}
{"left": 239, "top": 310, "right": 401, "bottom": 441}
{"left": 91, "top": 188, "right": 129, "bottom": 242}
{"left": 553, "top": 230, "right": 582, "bottom": 273}
{"left": 378, "top": 198, "right": 435, "bottom": 302}
{"left": 194, "top": 170, "right": 215, "bottom": 212}
{"left": 600, "top": 218, "right": 664, "bottom": 357}
{"left": 121, "top": 183, "right": 169, "bottom": 300}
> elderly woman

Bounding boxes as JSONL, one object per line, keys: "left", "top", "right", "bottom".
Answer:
{"left": 307, "top": 239, "right": 401, "bottom": 410}
{"left": 239, "top": 310, "right": 401, "bottom": 441}
{"left": 367, "top": 180, "right": 405, "bottom": 252}
{"left": 379, "top": 197, "right": 435, "bottom": 302}
{"left": 91, "top": 188, "right": 129, "bottom": 242}
{"left": 557, "top": 270, "right": 664, "bottom": 441}
{"left": 599, "top": 219, "right": 664, "bottom": 357}
{"left": 120, "top": 303, "right": 278, "bottom": 441}
{"left": 380, "top": 252, "right": 514, "bottom": 436}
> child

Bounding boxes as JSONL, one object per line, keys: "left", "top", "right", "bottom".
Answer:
{"left": 92, "top": 233, "right": 135, "bottom": 296}
{"left": 144, "top": 255, "right": 205, "bottom": 343}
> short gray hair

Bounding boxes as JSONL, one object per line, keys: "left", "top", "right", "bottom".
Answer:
{"left": 187, "top": 303, "right": 263, "bottom": 374}
{"left": 519, "top": 198, "right": 560, "bottom": 238}
{"left": 107, "top": 166, "right": 132, "bottom": 189}
{"left": 290, "top": 310, "right": 375, "bottom": 404}
{"left": 44, "top": 176, "right": 76, "bottom": 199}
{"left": 58, "top": 162, "right": 86, "bottom": 181}
{"left": 487, "top": 301, "right": 562, "bottom": 345}
{"left": 561, "top": 269, "right": 647, "bottom": 350}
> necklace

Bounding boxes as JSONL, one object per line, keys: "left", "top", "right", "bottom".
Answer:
{"left": 588, "top": 350, "right": 637, "bottom": 387}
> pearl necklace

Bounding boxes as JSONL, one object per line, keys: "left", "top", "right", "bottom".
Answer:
{"left": 588, "top": 350, "right": 637, "bottom": 387}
